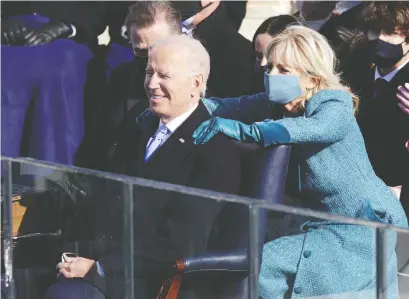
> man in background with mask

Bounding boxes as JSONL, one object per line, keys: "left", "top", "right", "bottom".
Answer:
{"left": 295, "top": 1, "right": 370, "bottom": 86}
{"left": 356, "top": 2, "right": 409, "bottom": 207}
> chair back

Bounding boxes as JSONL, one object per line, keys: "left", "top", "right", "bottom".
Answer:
{"left": 157, "top": 144, "right": 291, "bottom": 299}
{"left": 240, "top": 143, "right": 291, "bottom": 203}
{"left": 205, "top": 144, "right": 291, "bottom": 298}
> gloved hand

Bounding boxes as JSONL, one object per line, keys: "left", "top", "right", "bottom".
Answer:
{"left": 24, "top": 21, "right": 73, "bottom": 46}
{"left": 1, "top": 19, "right": 30, "bottom": 45}
{"left": 192, "top": 117, "right": 262, "bottom": 145}
{"left": 336, "top": 26, "right": 368, "bottom": 51}
{"left": 397, "top": 82, "right": 409, "bottom": 115}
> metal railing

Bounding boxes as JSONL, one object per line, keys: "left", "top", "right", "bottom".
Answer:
{"left": 1, "top": 157, "right": 408, "bottom": 299}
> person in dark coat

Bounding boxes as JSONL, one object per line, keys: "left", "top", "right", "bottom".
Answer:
{"left": 1, "top": 1, "right": 107, "bottom": 165}
{"left": 74, "top": 1, "right": 259, "bottom": 171}
{"left": 103, "top": 1, "right": 134, "bottom": 75}
{"left": 45, "top": 34, "right": 242, "bottom": 299}
{"left": 354, "top": 1, "right": 409, "bottom": 205}
{"left": 74, "top": 1, "right": 181, "bottom": 171}
{"left": 295, "top": 1, "right": 371, "bottom": 87}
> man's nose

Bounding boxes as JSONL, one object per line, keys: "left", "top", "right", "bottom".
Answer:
{"left": 147, "top": 73, "right": 160, "bottom": 89}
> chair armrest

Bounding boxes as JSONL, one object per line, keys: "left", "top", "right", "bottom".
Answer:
{"left": 182, "top": 250, "right": 248, "bottom": 274}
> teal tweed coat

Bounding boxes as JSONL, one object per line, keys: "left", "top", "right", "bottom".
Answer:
{"left": 202, "top": 89, "right": 408, "bottom": 298}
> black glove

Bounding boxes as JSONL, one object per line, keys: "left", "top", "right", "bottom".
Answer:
{"left": 336, "top": 26, "right": 368, "bottom": 52}
{"left": 1, "top": 19, "right": 30, "bottom": 46}
{"left": 24, "top": 21, "right": 73, "bottom": 46}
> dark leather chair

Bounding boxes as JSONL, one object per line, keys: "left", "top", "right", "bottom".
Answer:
{"left": 157, "top": 144, "right": 291, "bottom": 299}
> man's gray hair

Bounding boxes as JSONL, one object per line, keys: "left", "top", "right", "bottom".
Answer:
{"left": 151, "top": 34, "right": 211, "bottom": 97}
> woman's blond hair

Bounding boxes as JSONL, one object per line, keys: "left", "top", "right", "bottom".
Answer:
{"left": 265, "top": 25, "right": 359, "bottom": 114}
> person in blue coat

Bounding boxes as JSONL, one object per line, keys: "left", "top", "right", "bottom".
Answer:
{"left": 191, "top": 25, "right": 408, "bottom": 298}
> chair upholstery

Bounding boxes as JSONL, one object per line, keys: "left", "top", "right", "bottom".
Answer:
{"left": 157, "top": 144, "right": 291, "bottom": 299}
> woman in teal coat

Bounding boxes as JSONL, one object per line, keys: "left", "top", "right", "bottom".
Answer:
{"left": 192, "top": 26, "right": 408, "bottom": 298}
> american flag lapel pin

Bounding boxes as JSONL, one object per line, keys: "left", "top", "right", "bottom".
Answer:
{"left": 179, "top": 138, "right": 185, "bottom": 143}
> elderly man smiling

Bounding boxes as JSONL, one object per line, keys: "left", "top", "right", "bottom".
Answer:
{"left": 45, "top": 35, "right": 242, "bottom": 299}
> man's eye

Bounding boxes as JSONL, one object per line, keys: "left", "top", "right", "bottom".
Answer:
{"left": 134, "top": 48, "right": 149, "bottom": 57}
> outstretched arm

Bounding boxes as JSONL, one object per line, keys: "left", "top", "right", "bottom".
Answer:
{"left": 257, "top": 94, "right": 354, "bottom": 146}
{"left": 194, "top": 90, "right": 355, "bottom": 147}
{"left": 202, "top": 92, "right": 275, "bottom": 124}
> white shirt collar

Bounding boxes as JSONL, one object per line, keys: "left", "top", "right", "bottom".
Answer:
{"left": 182, "top": 16, "right": 196, "bottom": 37}
{"left": 158, "top": 103, "right": 199, "bottom": 133}
{"left": 374, "top": 59, "right": 409, "bottom": 82}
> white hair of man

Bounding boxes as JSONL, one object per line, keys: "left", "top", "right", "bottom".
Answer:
{"left": 151, "top": 34, "right": 210, "bottom": 97}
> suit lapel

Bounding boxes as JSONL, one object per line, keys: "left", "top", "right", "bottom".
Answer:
{"left": 134, "top": 112, "right": 160, "bottom": 176}
{"left": 141, "top": 101, "right": 210, "bottom": 181}
{"left": 389, "top": 62, "right": 409, "bottom": 87}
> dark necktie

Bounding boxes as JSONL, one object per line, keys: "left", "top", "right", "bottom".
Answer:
{"left": 374, "top": 78, "right": 388, "bottom": 98}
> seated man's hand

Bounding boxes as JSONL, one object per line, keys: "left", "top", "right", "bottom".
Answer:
{"left": 397, "top": 83, "right": 409, "bottom": 115}
{"left": 57, "top": 257, "right": 96, "bottom": 278}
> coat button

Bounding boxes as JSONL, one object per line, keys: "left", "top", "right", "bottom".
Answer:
{"left": 303, "top": 250, "right": 312, "bottom": 258}
{"left": 294, "top": 287, "right": 303, "bottom": 294}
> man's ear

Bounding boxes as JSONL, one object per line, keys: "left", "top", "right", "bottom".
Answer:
{"left": 192, "top": 73, "right": 204, "bottom": 95}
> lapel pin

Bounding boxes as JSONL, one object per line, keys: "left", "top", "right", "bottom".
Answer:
{"left": 179, "top": 138, "right": 185, "bottom": 143}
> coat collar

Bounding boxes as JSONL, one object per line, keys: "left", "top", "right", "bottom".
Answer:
{"left": 136, "top": 100, "right": 209, "bottom": 142}
{"left": 134, "top": 100, "right": 211, "bottom": 178}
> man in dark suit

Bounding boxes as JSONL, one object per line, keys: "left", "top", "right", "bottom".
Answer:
{"left": 74, "top": 1, "right": 258, "bottom": 171}
{"left": 355, "top": 2, "right": 409, "bottom": 201}
{"left": 74, "top": 1, "right": 180, "bottom": 171}
{"left": 46, "top": 34, "right": 242, "bottom": 299}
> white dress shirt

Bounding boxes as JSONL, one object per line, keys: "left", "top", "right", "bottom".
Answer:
{"left": 146, "top": 103, "right": 199, "bottom": 148}
{"left": 182, "top": 15, "right": 196, "bottom": 37}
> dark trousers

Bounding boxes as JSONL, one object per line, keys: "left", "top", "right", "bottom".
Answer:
{"left": 45, "top": 279, "right": 105, "bottom": 299}
{"left": 1, "top": 14, "right": 93, "bottom": 165}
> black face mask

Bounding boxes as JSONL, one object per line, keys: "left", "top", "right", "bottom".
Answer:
{"left": 370, "top": 38, "right": 406, "bottom": 68}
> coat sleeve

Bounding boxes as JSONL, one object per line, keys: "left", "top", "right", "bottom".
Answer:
{"left": 58, "top": 2, "right": 108, "bottom": 44}
{"left": 203, "top": 93, "right": 276, "bottom": 124}
{"left": 1, "top": 1, "right": 109, "bottom": 44}
{"left": 194, "top": 3, "right": 262, "bottom": 97}
{"left": 256, "top": 91, "right": 356, "bottom": 146}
